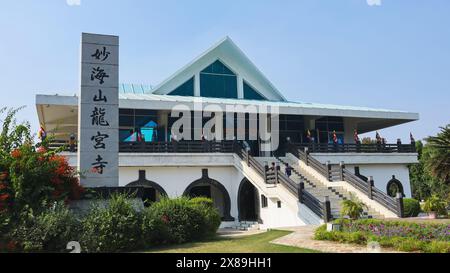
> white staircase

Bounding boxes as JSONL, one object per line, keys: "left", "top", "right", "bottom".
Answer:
{"left": 277, "top": 157, "right": 385, "bottom": 219}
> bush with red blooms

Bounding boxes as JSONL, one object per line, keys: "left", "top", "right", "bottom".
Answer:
{"left": 0, "top": 107, "right": 84, "bottom": 252}
{"left": 7, "top": 145, "right": 84, "bottom": 214}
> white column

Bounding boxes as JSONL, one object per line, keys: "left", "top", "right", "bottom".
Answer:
{"left": 194, "top": 72, "right": 201, "bottom": 97}
{"left": 237, "top": 75, "right": 244, "bottom": 99}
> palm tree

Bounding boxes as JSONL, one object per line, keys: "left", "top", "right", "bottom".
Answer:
{"left": 425, "top": 125, "right": 450, "bottom": 184}
{"left": 340, "top": 193, "right": 367, "bottom": 220}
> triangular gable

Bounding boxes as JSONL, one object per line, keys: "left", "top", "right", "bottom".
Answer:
{"left": 151, "top": 37, "right": 287, "bottom": 102}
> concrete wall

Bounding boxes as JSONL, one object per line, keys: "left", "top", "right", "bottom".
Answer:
{"left": 119, "top": 166, "right": 241, "bottom": 221}
{"left": 346, "top": 164, "right": 412, "bottom": 198}
{"left": 310, "top": 153, "right": 416, "bottom": 198}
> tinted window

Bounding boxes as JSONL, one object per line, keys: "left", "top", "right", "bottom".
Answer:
{"left": 244, "top": 82, "right": 267, "bottom": 101}
{"left": 168, "top": 77, "right": 195, "bottom": 97}
{"left": 200, "top": 60, "right": 237, "bottom": 99}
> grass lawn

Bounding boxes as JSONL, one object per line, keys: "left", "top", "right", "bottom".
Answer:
{"left": 146, "top": 230, "right": 318, "bottom": 253}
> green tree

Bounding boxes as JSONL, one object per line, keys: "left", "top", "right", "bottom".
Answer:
{"left": 409, "top": 138, "right": 450, "bottom": 201}
{"left": 425, "top": 125, "right": 450, "bottom": 184}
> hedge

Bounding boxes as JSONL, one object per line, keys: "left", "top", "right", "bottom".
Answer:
{"left": 2, "top": 194, "right": 222, "bottom": 253}
{"left": 314, "top": 219, "right": 450, "bottom": 253}
{"left": 403, "top": 198, "right": 421, "bottom": 218}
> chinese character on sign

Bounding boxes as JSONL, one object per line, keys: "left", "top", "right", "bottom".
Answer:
{"left": 91, "top": 46, "right": 111, "bottom": 61}
{"left": 92, "top": 155, "right": 108, "bottom": 174}
{"left": 91, "top": 131, "right": 110, "bottom": 150}
{"left": 91, "top": 67, "right": 109, "bottom": 84}
{"left": 90, "top": 107, "right": 110, "bottom": 126}
{"left": 93, "top": 89, "right": 107, "bottom": 102}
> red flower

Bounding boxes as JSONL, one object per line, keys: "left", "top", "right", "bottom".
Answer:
{"left": 6, "top": 241, "right": 17, "bottom": 252}
{"left": 0, "top": 183, "right": 7, "bottom": 191}
{"left": 37, "top": 146, "right": 47, "bottom": 153}
{"left": 51, "top": 190, "right": 62, "bottom": 199}
{"left": 11, "top": 149, "right": 21, "bottom": 158}
{"left": 161, "top": 215, "right": 170, "bottom": 224}
{"left": 0, "top": 194, "right": 10, "bottom": 202}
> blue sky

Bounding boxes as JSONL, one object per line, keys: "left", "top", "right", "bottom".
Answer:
{"left": 0, "top": 0, "right": 449, "bottom": 142}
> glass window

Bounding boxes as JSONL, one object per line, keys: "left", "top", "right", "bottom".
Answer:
{"left": 244, "top": 81, "right": 267, "bottom": 101}
{"left": 168, "top": 77, "right": 194, "bottom": 97}
{"left": 314, "top": 116, "right": 344, "bottom": 144}
{"left": 200, "top": 60, "right": 237, "bottom": 99}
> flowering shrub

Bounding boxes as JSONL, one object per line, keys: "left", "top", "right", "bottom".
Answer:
{"left": 315, "top": 219, "right": 450, "bottom": 253}
{"left": 337, "top": 219, "right": 450, "bottom": 242}
{"left": 7, "top": 145, "right": 84, "bottom": 214}
{"left": 0, "top": 107, "right": 84, "bottom": 252}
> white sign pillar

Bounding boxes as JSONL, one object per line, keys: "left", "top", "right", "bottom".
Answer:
{"left": 78, "top": 33, "right": 119, "bottom": 187}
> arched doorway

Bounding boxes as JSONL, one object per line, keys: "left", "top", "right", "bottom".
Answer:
{"left": 183, "top": 169, "right": 234, "bottom": 221}
{"left": 238, "top": 178, "right": 260, "bottom": 222}
{"left": 387, "top": 175, "right": 404, "bottom": 198}
{"left": 126, "top": 170, "right": 168, "bottom": 207}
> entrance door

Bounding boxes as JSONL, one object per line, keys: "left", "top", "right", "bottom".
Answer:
{"left": 238, "top": 180, "right": 258, "bottom": 221}
{"left": 190, "top": 186, "right": 212, "bottom": 198}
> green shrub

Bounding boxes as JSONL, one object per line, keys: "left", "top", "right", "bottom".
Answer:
{"left": 423, "top": 195, "right": 448, "bottom": 216}
{"left": 80, "top": 193, "right": 141, "bottom": 253}
{"left": 340, "top": 193, "right": 367, "bottom": 220}
{"left": 315, "top": 219, "right": 450, "bottom": 253}
{"left": 141, "top": 203, "right": 168, "bottom": 247}
{"left": 189, "top": 197, "right": 221, "bottom": 237}
{"left": 403, "top": 198, "right": 421, "bottom": 217}
{"left": 142, "top": 197, "right": 204, "bottom": 245}
{"left": 12, "top": 202, "right": 80, "bottom": 252}
{"left": 425, "top": 241, "right": 450, "bottom": 253}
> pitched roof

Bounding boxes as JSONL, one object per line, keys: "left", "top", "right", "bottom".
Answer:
{"left": 150, "top": 37, "right": 287, "bottom": 101}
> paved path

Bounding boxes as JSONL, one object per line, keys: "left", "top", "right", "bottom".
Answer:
{"left": 271, "top": 226, "right": 402, "bottom": 253}
{"left": 217, "top": 228, "right": 265, "bottom": 238}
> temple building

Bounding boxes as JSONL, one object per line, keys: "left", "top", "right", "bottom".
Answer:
{"left": 36, "top": 37, "right": 419, "bottom": 229}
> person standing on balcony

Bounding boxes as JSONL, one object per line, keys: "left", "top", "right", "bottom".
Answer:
{"left": 38, "top": 124, "right": 47, "bottom": 142}
{"left": 354, "top": 129, "right": 360, "bottom": 144}
{"left": 354, "top": 129, "right": 361, "bottom": 152}
{"left": 376, "top": 131, "right": 382, "bottom": 152}
{"left": 332, "top": 130, "right": 338, "bottom": 152}
{"left": 69, "top": 133, "right": 76, "bottom": 152}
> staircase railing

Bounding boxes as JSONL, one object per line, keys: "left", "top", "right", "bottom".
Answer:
{"left": 287, "top": 142, "right": 404, "bottom": 218}
{"left": 235, "top": 141, "right": 332, "bottom": 222}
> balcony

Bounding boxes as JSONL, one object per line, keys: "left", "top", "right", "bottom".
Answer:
{"left": 49, "top": 140, "right": 417, "bottom": 154}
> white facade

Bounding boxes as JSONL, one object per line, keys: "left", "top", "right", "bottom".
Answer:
{"left": 37, "top": 36, "right": 420, "bottom": 229}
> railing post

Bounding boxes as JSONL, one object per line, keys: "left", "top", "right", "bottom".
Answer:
{"left": 275, "top": 163, "right": 279, "bottom": 184}
{"left": 304, "top": 147, "right": 309, "bottom": 166}
{"left": 397, "top": 138, "right": 402, "bottom": 153}
{"left": 264, "top": 163, "right": 269, "bottom": 184}
{"left": 411, "top": 140, "right": 416, "bottom": 153}
{"left": 246, "top": 147, "right": 250, "bottom": 167}
{"left": 298, "top": 182, "right": 304, "bottom": 203}
{"left": 324, "top": 196, "right": 332, "bottom": 223}
{"left": 339, "top": 161, "right": 345, "bottom": 181}
{"left": 368, "top": 176, "right": 374, "bottom": 200}
{"left": 396, "top": 192, "right": 404, "bottom": 218}
{"left": 326, "top": 161, "right": 332, "bottom": 182}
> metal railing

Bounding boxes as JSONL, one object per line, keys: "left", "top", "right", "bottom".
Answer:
{"left": 286, "top": 142, "right": 404, "bottom": 217}
{"left": 119, "top": 140, "right": 235, "bottom": 153}
{"left": 291, "top": 142, "right": 416, "bottom": 154}
{"left": 49, "top": 140, "right": 236, "bottom": 154}
{"left": 255, "top": 153, "right": 330, "bottom": 221}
